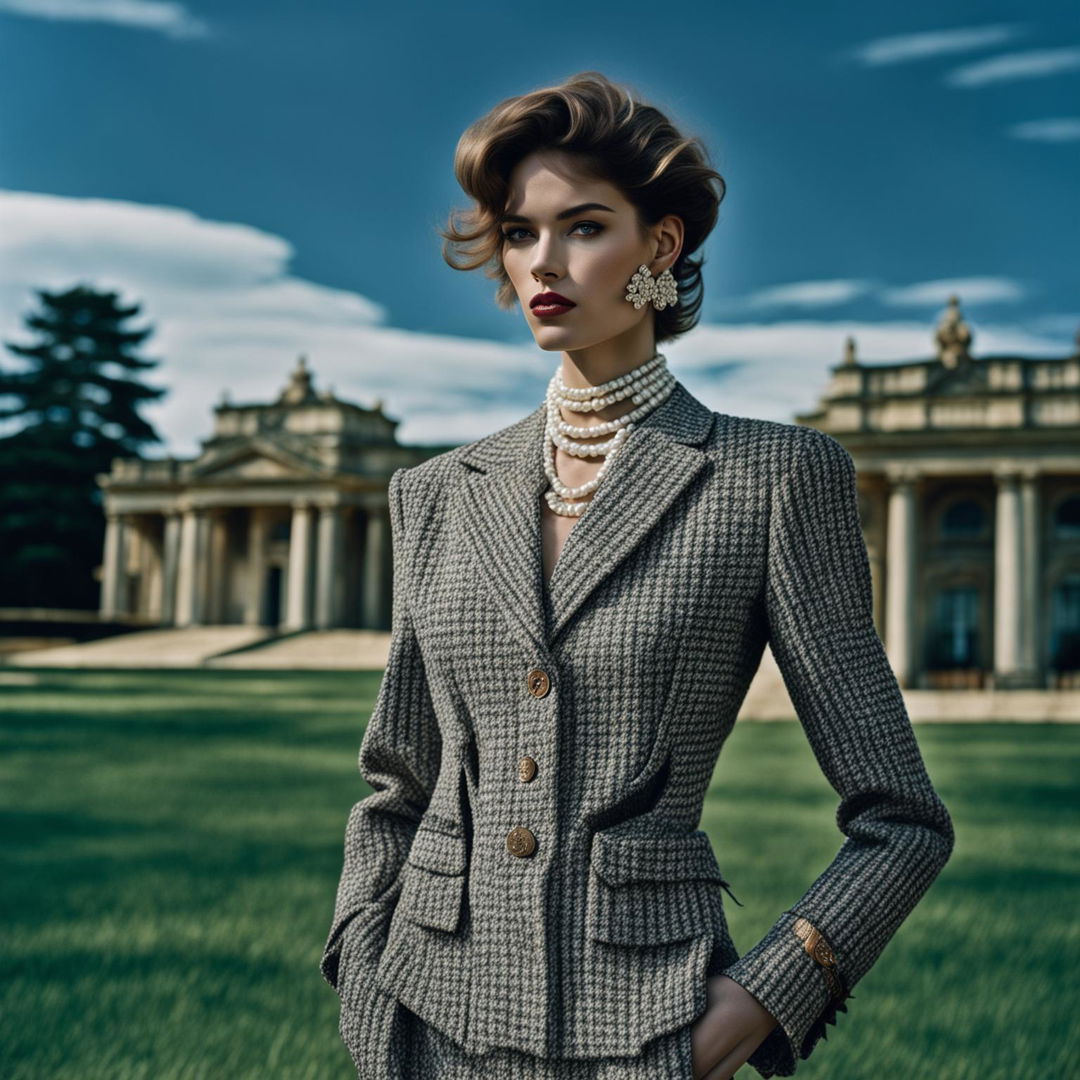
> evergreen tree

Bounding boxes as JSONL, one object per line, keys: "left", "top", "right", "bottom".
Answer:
{"left": 0, "top": 282, "right": 167, "bottom": 610}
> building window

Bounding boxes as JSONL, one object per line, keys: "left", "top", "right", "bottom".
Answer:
{"left": 1049, "top": 573, "right": 1080, "bottom": 673}
{"left": 1053, "top": 495, "right": 1080, "bottom": 540}
{"left": 926, "top": 586, "right": 980, "bottom": 669}
{"left": 939, "top": 498, "right": 986, "bottom": 540}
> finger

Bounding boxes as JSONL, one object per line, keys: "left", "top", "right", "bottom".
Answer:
{"left": 700, "top": 1031, "right": 760, "bottom": 1080}
{"left": 690, "top": 1007, "right": 739, "bottom": 1077}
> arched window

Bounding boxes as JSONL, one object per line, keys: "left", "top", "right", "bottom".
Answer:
{"left": 1053, "top": 495, "right": 1080, "bottom": 540}
{"left": 939, "top": 498, "right": 986, "bottom": 540}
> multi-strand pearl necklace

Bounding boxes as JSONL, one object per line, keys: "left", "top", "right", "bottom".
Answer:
{"left": 543, "top": 351, "right": 677, "bottom": 517}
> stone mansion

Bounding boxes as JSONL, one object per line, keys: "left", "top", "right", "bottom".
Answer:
{"left": 97, "top": 298, "right": 1080, "bottom": 690}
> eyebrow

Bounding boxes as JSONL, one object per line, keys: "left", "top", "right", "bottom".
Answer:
{"left": 499, "top": 202, "right": 616, "bottom": 224}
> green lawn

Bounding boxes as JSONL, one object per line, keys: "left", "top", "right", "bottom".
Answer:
{"left": 0, "top": 668, "right": 1075, "bottom": 1079}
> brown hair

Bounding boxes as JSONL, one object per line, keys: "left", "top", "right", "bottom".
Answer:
{"left": 439, "top": 71, "right": 727, "bottom": 344}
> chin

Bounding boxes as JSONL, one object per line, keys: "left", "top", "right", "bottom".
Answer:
{"left": 530, "top": 328, "right": 581, "bottom": 350}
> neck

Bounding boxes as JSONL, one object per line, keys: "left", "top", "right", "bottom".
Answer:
{"left": 557, "top": 320, "right": 657, "bottom": 391}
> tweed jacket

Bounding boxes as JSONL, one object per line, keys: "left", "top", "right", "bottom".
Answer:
{"left": 320, "top": 378, "right": 955, "bottom": 1077}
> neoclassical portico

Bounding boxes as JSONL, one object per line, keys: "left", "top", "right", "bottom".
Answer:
{"left": 798, "top": 298, "right": 1080, "bottom": 691}
{"left": 97, "top": 356, "right": 450, "bottom": 632}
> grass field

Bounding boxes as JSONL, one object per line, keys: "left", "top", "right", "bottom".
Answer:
{"left": 1, "top": 668, "right": 1076, "bottom": 1079}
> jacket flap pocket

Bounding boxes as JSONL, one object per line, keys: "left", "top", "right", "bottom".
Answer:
{"left": 590, "top": 828, "right": 725, "bottom": 886}
{"left": 407, "top": 821, "right": 467, "bottom": 876}
{"left": 587, "top": 873, "right": 723, "bottom": 946}
{"left": 587, "top": 829, "right": 726, "bottom": 946}
{"left": 396, "top": 860, "right": 466, "bottom": 933}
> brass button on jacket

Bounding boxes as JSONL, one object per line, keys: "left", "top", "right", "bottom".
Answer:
{"left": 518, "top": 756, "right": 538, "bottom": 782}
{"left": 505, "top": 826, "right": 537, "bottom": 857}
{"left": 525, "top": 668, "right": 550, "bottom": 698}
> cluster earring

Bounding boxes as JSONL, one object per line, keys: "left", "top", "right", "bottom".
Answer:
{"left": 624, "top": 264, "right": 679, "bottom": 311}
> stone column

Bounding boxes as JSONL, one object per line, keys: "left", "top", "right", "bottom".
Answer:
{"left": 884, "top": 469, "right": 919, "bottom": 688}
{"left": 161, "top": 511, "right": 182, "bottom": 626}
{"left": 993, "top": 469, "right": 1024, "bottom": 686}
{"left": 99, "top": 512, "right": 128, "bottom": 619}
{"left": 361, "top": 504, "right": 390, "bottom": 630}
{"left": 206, "top": 509, "right": 229, "bottom": 625}
{"left": 134, "top": 521, "right": 159, "bottom": 619}
{"left": 315, "top": 503, "right": 345, "bottom": 630}
{"left": 244, "top": 508, "right": 269, "bottom": 626}
{"left": 175, "top": 506, "right": 210, "bottom": 627}
{"left": 1019, "top": 469, "right": 1042, "bottom": 685}
{"left": 285, "top": 500, "right": 315, "bottom": 631}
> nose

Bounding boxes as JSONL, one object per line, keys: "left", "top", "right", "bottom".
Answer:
{"left": 529, "top": 232, "right": 565, "bottom": 283}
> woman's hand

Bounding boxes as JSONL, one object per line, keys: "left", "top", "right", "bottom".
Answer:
{"left": 690, "top": 974, "right": 778, "bottom": 1080}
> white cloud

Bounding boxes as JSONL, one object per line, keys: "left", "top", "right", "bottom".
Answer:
{"left": 849, "top": 23, "right": 1025, "bottom": 67}
{"left": 1, "top": 193, "right": 305, "bottom": 292}
{"left": 0, "top": 190, "right": 1072, "bottom": 456}
{"left": 0, "top": 0, "right": 209, "bottom": 39}
{"left": 0, "top": 189, "right": 544, "bottom": 454}
{"left": 721, "top": 277, "right": 1028, "bottom": 316}
{"left": 720, "top": 279, "right": 876, "bottom": 313}
{"left": 946, "top": 47, "right": 1080, "bottom": 87}
{"left": 1029, "top": 313, "right": 1080, "bottom": 338}
{"left": 1007, "top": 117, "right": 1080, "bottom": 142}
{"left": 878, "top": 277, "right": 1026, "bottom": 307}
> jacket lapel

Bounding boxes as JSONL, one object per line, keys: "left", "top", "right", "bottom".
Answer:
{"left": 455, "top": 379, "right": 715, "bottom": 656}
{"left": 455, "top": 403, "right": 550, "bottom": 660}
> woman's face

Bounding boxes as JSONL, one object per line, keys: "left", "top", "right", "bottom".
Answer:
{"left": 499, "top": 149, "right": 682, "bottom": 357}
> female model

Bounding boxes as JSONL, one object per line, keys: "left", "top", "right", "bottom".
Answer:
{"left": 320, "top": 71, "right": 955, "bottom": 1080}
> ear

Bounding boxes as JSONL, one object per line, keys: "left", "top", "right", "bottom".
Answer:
{"left": 651, "top": 214, "right": 685, "bottom": 272}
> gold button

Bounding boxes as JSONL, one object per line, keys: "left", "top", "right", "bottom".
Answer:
{"left": 506, "top": 826, "right": 537, "bottom": 857}
{"left": 526, "top": 668, "right": 550, "bottom": 698}
{"left": 518, "top": 756, "right": 537, "bottom": 782}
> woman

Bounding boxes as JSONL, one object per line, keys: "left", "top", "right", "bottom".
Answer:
{"left": 320, "top": 71, "right": 955, "bottom": 1079}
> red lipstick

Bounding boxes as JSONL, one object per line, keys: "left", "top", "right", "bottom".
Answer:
{"left": 530, "top": 290, "right": 576, "bottom": 317}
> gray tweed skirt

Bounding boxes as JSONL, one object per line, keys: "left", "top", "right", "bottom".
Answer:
{"left": 338, "top": 982, "right": 697, "bottom": 1079}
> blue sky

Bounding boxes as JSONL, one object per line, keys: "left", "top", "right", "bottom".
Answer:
{"left": 0, "top": 0, "right": 1077, "bottom": 454}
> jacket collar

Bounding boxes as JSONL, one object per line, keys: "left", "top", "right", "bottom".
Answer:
{"left": 454, "top": 378, "right": 716, "bottom": 657}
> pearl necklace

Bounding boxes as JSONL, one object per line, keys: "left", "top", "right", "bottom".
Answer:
{"left": 543, "top": 351, "right": 676, "bottom": 516}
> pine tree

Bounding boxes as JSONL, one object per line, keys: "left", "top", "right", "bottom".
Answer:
{"left": 0, "top": 282, "right": 167, "bottom": 609}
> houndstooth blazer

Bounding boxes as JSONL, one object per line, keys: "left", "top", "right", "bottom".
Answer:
{"left": 320, "top": 377, "right": 955, "bottom": 1077}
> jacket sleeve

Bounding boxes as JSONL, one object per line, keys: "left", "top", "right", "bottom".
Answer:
{"left": 319, "top": 465, "right": 443, "bottom": 994}
{"left": 719, "top": 429, "right": 955, "bottom": 1078}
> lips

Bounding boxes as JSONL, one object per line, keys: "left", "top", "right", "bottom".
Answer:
{"left": 531, "top": 291, "right": 575, "bottom": 309}
{"left": 530, "top": 291, "right": 576, "bottom": 319}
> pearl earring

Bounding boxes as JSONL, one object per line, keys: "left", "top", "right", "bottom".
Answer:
{"left": 624, "top": 264, "right": 679, "bottom": 312}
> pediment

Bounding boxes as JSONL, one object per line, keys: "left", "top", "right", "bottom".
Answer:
{"left": 191, "top": 438, "right": 324, "bottom": 481}
{"left": 198, "top": 454, "right": 313, "bottom": 481}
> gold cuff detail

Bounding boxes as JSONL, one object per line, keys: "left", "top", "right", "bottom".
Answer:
{"left": 792, "top": 916, "right": 848, "bottom": 1001}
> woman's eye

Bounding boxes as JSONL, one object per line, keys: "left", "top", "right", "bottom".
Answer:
{"left": 501, "top": 222, "right": 604, "bottom": 243}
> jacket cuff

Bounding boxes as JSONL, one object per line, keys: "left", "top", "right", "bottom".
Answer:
{"left": 719, "top": 909, "right": 852, "bottom": 1078}
{"left": 319, "top": 897, "right": 397, "bottom": 995}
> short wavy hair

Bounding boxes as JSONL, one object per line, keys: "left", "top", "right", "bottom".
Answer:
{"left": 439, "top": 71, "right": 727, "bottom": 344}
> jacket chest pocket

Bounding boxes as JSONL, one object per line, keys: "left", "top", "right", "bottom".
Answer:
{"left": 586, "top": 828, "right": 729, "bottom": 946}
{"left": 395, "top": 819, "right": 468, "bottom": 934}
